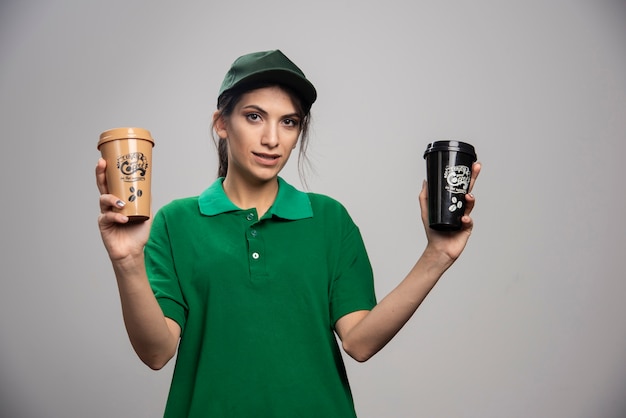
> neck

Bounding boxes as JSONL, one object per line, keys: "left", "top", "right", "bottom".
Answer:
{"left": 222, "top": 175, "right": 279, "bottom": 218}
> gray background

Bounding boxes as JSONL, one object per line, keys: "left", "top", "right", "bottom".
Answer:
{"left": 1, "top": 1, "right": 625, "bottom": 417}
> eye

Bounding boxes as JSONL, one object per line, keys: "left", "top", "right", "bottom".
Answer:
{"left": 246, "top": 113, "right": 261, "bottom": 122}
{"left": 283, "top": 118, "right": 300, "bottom": 128}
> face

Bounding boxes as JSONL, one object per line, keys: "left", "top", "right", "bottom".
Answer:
{"left": 214, "top": 86, "right": 302, "bottom": 186}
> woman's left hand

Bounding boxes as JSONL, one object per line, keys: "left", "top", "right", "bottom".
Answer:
{"left": 419, "top": 161, "right": 482, "bottom": 263}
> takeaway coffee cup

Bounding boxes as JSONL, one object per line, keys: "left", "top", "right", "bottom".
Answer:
{"left": 97, "top": 127, "right": 154, "bottom": 222}
{"left": 423, "top": 140, "right": 477, "bottom": 231}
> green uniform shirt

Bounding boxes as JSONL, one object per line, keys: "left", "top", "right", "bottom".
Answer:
{"left": 145, "top": 177, "right": 377, "bottom": 417}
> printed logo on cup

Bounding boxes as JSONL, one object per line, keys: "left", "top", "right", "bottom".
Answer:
{"left": 117, "top": 152, "right": 149, "bottom": 182}
{"left": 444, "top": 165, "right": 471, "bottom": 194}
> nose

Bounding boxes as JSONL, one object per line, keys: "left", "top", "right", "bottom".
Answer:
{"left": 260, "top": 123, "right": 279, "bottom": 148}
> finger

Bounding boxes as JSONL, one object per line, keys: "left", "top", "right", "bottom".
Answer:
{"left": 95, "top": 158, "right": 109, "bottom": 195}
{"left": 97, "top": 210, "right": 129, "bottom": 227}
{"left": 460, "top": 213, "right": 474, "bottom": 232}
{"left": 468, "top": 161, "right": 481, "bottom": 193}
{"left": 464, "top": 191, "right": 476, "bottom": 216}
{"left": 99, "top": 193, "right": 126, "bottom": 214}
{"left": 419, "top": 180, "right": 429, "bottom": 226}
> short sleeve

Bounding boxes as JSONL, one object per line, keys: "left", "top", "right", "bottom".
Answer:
{"left": 329, "top": 222, "right": 377, "bottom": 326}
{"left": 145, "top": 209, "right": 188, "bottom": 333}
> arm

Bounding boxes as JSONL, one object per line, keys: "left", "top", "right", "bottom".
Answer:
{"left": 336, "top": 162, "right": 481, "bottom": 362}
{"left": 96, "top": 158, "right": 180, "bottom": 370}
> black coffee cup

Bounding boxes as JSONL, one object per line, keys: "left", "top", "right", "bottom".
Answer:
{"left": 423, "top": 140, "right": 477, "bottom": 231}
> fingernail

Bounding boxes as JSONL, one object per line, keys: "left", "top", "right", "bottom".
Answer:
{"left": 116, "top": 200, "right": 126, "bottom": 208}
{"left": 468, "top": 193, "right": 474, "bottom": 198}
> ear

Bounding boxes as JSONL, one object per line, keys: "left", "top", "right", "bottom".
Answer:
{"left": 213, "top": 110, "right": 228, "bottom": 139}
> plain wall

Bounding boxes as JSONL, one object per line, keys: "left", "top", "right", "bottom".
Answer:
{"left": 1, "top": 1, "right": 625, "bottom": 417}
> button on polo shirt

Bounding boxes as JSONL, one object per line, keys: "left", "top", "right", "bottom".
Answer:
{"left": 196, "top": 177, "right": 315, "bottom": 282}
{"left": 145, "top": 176, "right": 376, "bottom": 418}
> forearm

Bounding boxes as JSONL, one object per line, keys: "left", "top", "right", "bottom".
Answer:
{"left": 341, "top": 246, "right": 454, "bottom": 362}
{"left": 112, "top": 255, "right": 179, "bottom": 369}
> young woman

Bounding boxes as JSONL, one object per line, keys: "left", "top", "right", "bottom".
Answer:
{"left": 96, "top": 49, "right": 481, "bottom": 417}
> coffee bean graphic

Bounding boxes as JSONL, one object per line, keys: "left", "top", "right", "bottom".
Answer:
{"left": 128, "top": 185, "right": 142, "bottom": 202}
{"left": 448, "top": 196, "right": 464, "bottom": 213}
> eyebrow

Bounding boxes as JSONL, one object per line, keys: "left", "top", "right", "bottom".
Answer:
{"left": 241, "top": 104, "right": 301, "bottom": 119}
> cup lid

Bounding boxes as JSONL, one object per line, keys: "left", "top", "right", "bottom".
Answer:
{"left": 97, "top": 127, "right": 154, "bottom": 149}
{"left": 423, "top": 140, "right": 476, "bottom": 159}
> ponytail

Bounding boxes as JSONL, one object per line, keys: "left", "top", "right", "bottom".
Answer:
{"left": 217, "top": 137, "right": 228, "bottom": 178}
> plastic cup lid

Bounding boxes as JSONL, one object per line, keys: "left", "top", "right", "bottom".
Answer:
{"left": 423, "top": 140, "right": 476, "bottom": 159}
{"left": 97, "top": 127, "right": 154, "bottom": 149}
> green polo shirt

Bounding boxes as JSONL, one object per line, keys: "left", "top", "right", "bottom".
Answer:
{"left": 145, "top": 177, "right": 376, "bottom": 417}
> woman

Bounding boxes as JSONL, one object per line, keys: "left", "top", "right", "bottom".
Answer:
{"left": 96, "top": 49, "right": 481, "bottom": 417}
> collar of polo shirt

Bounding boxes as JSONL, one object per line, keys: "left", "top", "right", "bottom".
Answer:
{"left": 198, "top": 177, "right": 313, "bottom": 220}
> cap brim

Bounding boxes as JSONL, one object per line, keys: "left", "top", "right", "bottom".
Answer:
{"left": 221, "top": 68, "right": 317, "bottom": 110}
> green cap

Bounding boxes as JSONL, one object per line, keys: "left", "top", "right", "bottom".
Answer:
{"left": 218, "top": 49, "right": 317, "bottom": 111}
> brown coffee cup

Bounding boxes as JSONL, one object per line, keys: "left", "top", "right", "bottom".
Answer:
{"left": 98, "top": 127, "right": 154, "bottom": 222}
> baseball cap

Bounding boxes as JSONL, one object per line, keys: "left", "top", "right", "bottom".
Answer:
{"left": 217, "top": 49, "right": 317, "bottom": 112}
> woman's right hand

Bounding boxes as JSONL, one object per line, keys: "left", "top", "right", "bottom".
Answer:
{"left": 96, "top": 158, "right": 180, "bottom": 368}
{"left": 96, "top": 158, "right": 151, "bottom": 262}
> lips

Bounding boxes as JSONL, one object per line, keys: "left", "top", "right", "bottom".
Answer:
{"left": 253, "top": 152, "right": 280, "bottom": 160}
{"left": 252, "top": 152, "right": 282, "bottom": 167}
